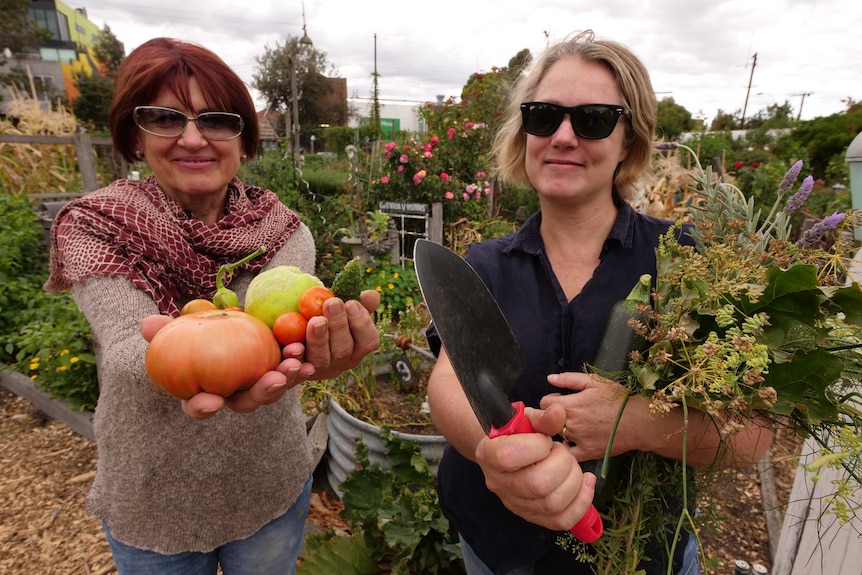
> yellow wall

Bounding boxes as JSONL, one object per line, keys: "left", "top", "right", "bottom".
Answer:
{"left": 55, "top": 1, "right": 104, "bottom": 102}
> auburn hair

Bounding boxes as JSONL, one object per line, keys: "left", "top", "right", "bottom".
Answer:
{"left": 109, "top": 37, "right": 259, "bottom": 162}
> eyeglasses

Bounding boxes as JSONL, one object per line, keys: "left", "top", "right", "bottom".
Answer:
{"left": 519, "top": 102, "right": 631, "bottom": 139}
{"left": 133, "top": 106, "right": 244, "bottom": 141}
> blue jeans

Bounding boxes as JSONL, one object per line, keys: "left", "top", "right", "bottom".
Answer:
{"left": 460, "top": 531, "right": 701, "bottom": 575}
{"left": 103, "top": 475, "right": 313, "bottom": 575}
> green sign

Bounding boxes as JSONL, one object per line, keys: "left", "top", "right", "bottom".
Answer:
{"left": 362, "top": 117, "right": 400, "bottom": 140}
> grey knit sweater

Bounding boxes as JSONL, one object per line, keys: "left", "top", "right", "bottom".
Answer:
{"left": 74, "top": 227, "right": 315, "bottom": 553}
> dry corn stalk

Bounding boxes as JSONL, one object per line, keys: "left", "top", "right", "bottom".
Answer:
{"left": 0, "top": 89, "right": 80, "bottom": 195}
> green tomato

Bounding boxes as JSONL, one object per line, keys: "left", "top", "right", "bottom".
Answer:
{"left": 244, "top": 266, "right": 323, "bottom": 327}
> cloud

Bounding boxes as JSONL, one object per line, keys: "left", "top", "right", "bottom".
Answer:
{"left": 79, "top": 0, "right": 862, "bottom": 122}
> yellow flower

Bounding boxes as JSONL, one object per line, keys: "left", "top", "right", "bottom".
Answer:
{"left": 29, "top": 362, "right": 39, "bottom": 371}
{"left": 60, "top": 349, "right": 70, "bottom": 356}
{"left": 388, "top": 283, "right": 395, "bottom": 290}
{"left": 375, "top": 286, "right": 382, "bottom": 292}
{"left": 30, "top": 375, "right": 37, "bottom": 381}
{"left": 56, "top": 365, "right": 68, "bottom": 372}
{"left": 366, "top": 267, "right": 373, "bottom": 273}
{"left": 69, "top": 357, "right": 79, "bottom": 364}
{"left": 393, "top": 272, "right": 400, "bottom": 279}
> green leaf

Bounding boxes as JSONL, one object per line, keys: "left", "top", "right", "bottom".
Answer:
{"left": 739, "top": 265, "right": 822, "bottom": 317}
{"left": 765, "top": 349, "right": 843, "bottom": 423}
{"left": 827, "top": 283, "right": 862, "bottom": 326}
{"left": 296, "top": 532, "right": 379, "bottom": 575}
{"left": 381, "top": 427, "right": 435, "bottom": 486}
{"left": 340, "top": 464, "right": 392, "bottom": 524}
{"left": 765, "top": 264, "right": 818, "bottom": 298}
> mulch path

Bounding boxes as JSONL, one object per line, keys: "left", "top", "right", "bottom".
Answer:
{"left": 0, "top": 389, "right": 112, "bottom": 575}
{"left": 0, "top": 386, "right": 800, "bottom": 574}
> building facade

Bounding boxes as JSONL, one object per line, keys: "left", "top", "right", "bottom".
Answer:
{"left": 1, "top": 1, "right": 104, "bottom": 116}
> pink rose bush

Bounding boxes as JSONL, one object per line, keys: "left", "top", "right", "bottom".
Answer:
{"left": 372, "top": 119, "right": 494, "bottom": 221}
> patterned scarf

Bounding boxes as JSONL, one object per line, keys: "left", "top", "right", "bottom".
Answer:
{"left": 45, "top": 176, "right": 301, "bottom": 316}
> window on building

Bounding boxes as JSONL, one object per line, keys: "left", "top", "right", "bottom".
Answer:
{"left": 30, "top": 8, "right": 70, "bottom": 42}
{"left": 57, "top": 12, "right": 70, "bottom": 42}
{"left": 32, "top": 76, "right": 55, "bottom": 102}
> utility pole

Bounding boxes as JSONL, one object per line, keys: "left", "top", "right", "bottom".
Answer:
{"left": 290, "top": 57, "right": 300, "bottom": 154}
{"left": 740, "top": 52, "right": 757, "bottom": 129}
{"left": 793, "top": 92, "right": 813, "bottom": 121}
{"left": 286, "top": 3, "right": 313, "bottom": 179}
{"left": 371, "top": 33, "right": 380, "bottom": 141}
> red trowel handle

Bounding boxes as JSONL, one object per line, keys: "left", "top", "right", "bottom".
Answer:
{"left": 489, "top": 401, "right": 604, "bottom": 543}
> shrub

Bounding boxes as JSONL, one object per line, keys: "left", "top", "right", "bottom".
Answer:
{"left": 298, "top": 429, "right": 462, "bottom": 575}
{"left": 0, "top": 193, "right": 98, "bottom": 410}
{"left": 362, "top": 259, "right": 420, "bottom": 318}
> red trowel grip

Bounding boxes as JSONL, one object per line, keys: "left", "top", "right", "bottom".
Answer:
{"left": 489, "top": 401, "right": 603, "bottom": 543}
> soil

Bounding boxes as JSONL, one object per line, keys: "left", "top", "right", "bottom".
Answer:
{"left": 1, "top": 382, "right": 801, "bottom": 575}
{"left": 338, "top": 372, "right": 438, "bottom": 436}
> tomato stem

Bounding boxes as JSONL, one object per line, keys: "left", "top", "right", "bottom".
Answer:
{"left": 216, "top": 245, "right": 267, "bottom": 291}
{"left": 213, "top": 245, "right": 267, "bottom": 309}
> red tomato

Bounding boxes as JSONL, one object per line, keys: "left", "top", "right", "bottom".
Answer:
{"left": 144, "top": 310, "right": 281, "bottom": 399}
{"left": 272, "top": 311, "right": 308, "bottom": 345}
{"left": 180, "top": 298, "right": 216, "bottom": 315}
{"left": 298, "top": 286, "right": 335, "bottom": 319}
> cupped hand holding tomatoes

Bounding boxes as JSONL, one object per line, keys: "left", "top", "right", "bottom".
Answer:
{"left": 141, "top": 310, "right": 316, "bottom": 420}
{"left": 145, "top": 310, "right": 281, "bottom": 399}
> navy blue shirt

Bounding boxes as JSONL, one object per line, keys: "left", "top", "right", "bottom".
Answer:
{"left": 427, "top": 202, "right": 695, "bottom": 574}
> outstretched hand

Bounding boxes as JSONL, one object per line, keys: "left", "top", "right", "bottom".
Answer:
{"left": 139, "top": 289, "right": 381, "bottom": 420}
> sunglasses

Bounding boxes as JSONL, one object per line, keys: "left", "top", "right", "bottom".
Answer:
{"left": 520, "top": 102, "right": 631, "bottom": 139}
{"left": 133, "top": 106, "right": 244, "bottom": 141}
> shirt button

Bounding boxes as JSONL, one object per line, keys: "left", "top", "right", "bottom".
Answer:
{"left": 558, "top": 358, "right": 564, "bottom": 366}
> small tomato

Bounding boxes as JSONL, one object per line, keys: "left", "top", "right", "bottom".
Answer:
{"left": 299, "top": 286, "right": 335, "bottom": 319}
{"left": 144, "top": 310, "right": 281, "bottom": 399}
{"left": 180, "top": 299, "right": 216, "bottom": 315}
{"left": 272, "top": 311, "right": 308, "bottom": 345}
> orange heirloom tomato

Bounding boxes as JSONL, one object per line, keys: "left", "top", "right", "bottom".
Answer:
{"left": 272, "top": 311, "right": 308, "bottom": 345}
{"left": 144, "top": 310, "right": 281, "bottom": 400}
{"left": 180, "top": 298, "right": 217, "bottom": 315}
{"left": 298, "top": 286, "right": 335, "bottom": 319}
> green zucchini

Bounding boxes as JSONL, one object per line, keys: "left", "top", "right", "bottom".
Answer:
{"left": 580, "top": 274, "right": 651, "bottom": 507}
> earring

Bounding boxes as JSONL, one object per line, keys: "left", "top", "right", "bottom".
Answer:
{"left": 134, "top": 150, "right": 143, "bottom": 159}
{"left": 241, "top": 153, "right": 248, "bottom": 160}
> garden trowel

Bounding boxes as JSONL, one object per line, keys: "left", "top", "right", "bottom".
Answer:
{"left": 413, "top": 239, "right": 603, "bottom": 543}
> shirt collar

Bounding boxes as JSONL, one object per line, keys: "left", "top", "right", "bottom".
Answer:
{"left": 507, "top": 200, "right": 637, "bottom": 255}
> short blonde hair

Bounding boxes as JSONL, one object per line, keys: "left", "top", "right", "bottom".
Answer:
{"left": 492, "top": 30, "right": 657, "bottom": 202}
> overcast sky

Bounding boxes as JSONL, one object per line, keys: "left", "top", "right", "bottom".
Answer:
{"left": 74, "top": 0, "right": 861, "bottom": 125}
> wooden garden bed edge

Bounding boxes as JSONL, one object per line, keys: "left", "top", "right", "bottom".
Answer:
{"left": 0, "top": 369, "right": 95, "bottom": 441}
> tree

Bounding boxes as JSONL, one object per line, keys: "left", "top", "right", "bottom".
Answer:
{"left": 92, "top": 25, "right": 125, "bottom": 80}
{"left": 252, "top": 37, "right": 339, "bottom": 149}
{"left": 72, "top": 73, "right": 113, "bottom": 132}
{"left": 456, "top": 49, "right": 530, "bottom": 129}
{"left": 710, "top": 109, "right": 740, "bottom": 131}
{"left": 842, "top": 97, "right": 861, "bottom": 114}
{"left": 0, "top": 0, "right": 52, "bottom": 96}
{"left": 71, "top": 26, "right": 124, "bottom": 130}
{"left": 656, "top": 97, "right": 693, "bottom": 140}
{"left": 743, "top": 101, "right": 794, "bottom": 130}
{"left": 780, "top": 110, "right": 862, "bottom": 180}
